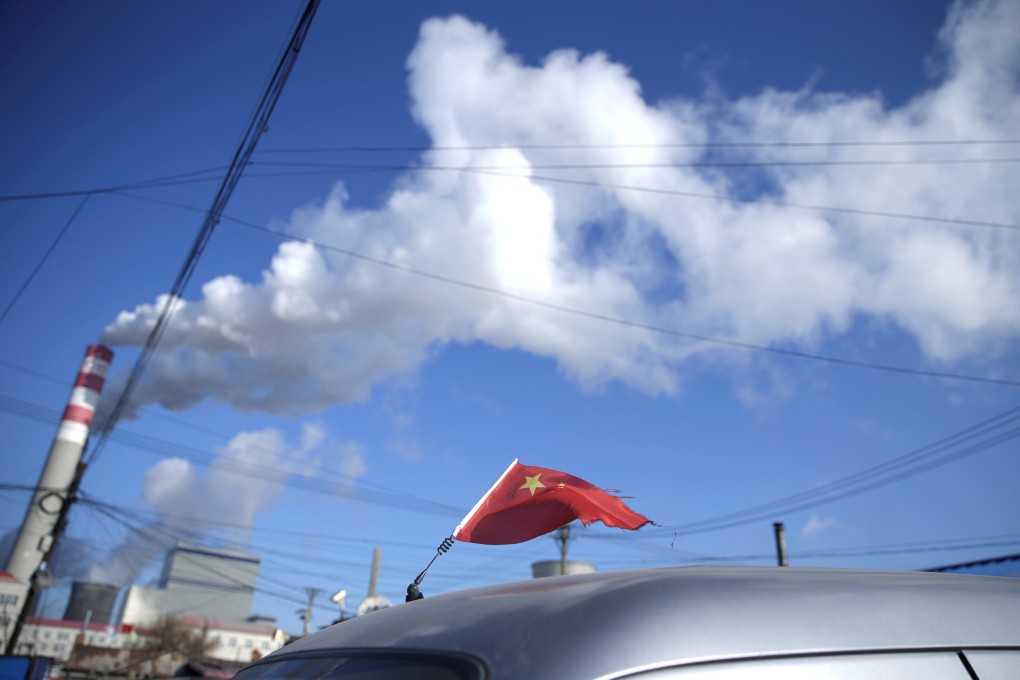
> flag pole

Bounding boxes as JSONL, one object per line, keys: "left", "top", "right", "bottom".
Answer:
{"left": 453, "top": 458, "right": 518, "bottom": 537}
{"left": 405, "top": 536, "right": 455, "bottom": 602}
{"left": 406, "top": 459, "right": 519, "bottom": 602}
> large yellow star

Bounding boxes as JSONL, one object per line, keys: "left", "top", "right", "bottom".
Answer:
{"left": 520, "top": 474, "right": 546, "bottom": 496}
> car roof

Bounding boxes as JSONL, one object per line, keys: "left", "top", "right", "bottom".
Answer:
{"left": 275, "top": 566, "right": 1020, "bottom": 679}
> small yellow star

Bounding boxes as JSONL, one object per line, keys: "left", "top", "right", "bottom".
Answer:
{"left": 558, "top": 482, "right": 566, "bottom": 488}
{"left": 520, "top": 474, "right": 546, "bottom": 496}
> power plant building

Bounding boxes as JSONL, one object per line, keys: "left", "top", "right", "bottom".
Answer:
{"left": 63, "top": 581, "right": 121, "bottom": 625}
{"left": 120, "top": 542, "right": 260, "bottom": 626}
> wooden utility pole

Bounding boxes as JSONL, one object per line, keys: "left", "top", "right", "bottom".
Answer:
{"left": 302, "top": 587, "right": 319, "bottom": 636}
{"left": 556, "top": 525, "right": 571, "bottom": 575}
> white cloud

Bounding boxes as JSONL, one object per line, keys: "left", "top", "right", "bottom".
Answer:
{"left": 102, "top": 0, "right": 1020, "bottom": 417}
{"left": 801, "top": 514, "right": 840, "bottom": 539}
{"left": 388, "top": 439, "right": 425, "bottom": 464}
{"left": 335, "top": 440, "right": 369, "bottom": 480}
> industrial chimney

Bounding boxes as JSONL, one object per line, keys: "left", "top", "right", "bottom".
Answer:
{"left": 5, "top": 345, "right": 114, "bottom": 583}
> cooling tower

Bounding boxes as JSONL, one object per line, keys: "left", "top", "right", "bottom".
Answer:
{"left": 531, "top": 560, "right": 596, "bottom": 578}
{"left": 63, "top": 581, "right": 121, "bottom": 624}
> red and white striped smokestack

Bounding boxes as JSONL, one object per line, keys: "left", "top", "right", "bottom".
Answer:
{"left": 5, "top": 345, "right": 114, "bottom": 583}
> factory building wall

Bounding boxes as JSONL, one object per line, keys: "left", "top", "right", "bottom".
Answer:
{"left": 0, "top": 572, "right": 29, "bottom": 654}
{"left": 121, "top": 542, "right": 259, "bottom": 627}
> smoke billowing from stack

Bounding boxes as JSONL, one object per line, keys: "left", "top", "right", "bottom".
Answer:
{"left": 5, "top": 345, "right": 113, "bottom": 583}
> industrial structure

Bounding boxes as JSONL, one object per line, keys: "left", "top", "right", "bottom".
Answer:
{"left": 63, "top": 581, "right": 120, "bottom": 625}
{"left": 3, "top": 345, "right": 113, "bottom": 654}
{"left": 121, "top": 542, "right": 261, "bottom": 626}
{"left": 5, "top": 345, "right": 113, "bottom": 584}
{"left": 530, "top": 525, "right": 596, "bottom": 578}
{"left": 7, "top": 541, "right": 286, "bottom": 671}
{"left": 531, "top": 559, "right": 596, "bottom": 578}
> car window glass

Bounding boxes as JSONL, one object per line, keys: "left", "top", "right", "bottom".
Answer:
{"left": 962, "top": 650, "right": 1020, "bottom": 679}
{"left": 622, "top": 651, "right": 973, "bottom": 679}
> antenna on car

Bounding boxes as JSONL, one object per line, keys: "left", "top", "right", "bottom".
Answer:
{"left": 405, "top": 536, "right": 455, "bottom": 602}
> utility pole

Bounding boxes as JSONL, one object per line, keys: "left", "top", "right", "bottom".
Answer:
{"left": 773, "top": 522, "right": 789, "bottom": 567}
{"left": 555, "top": 525, "right": 571, "bottom": 575}
{"left": 302, "top": 587, "right": 319, "bottom": 637}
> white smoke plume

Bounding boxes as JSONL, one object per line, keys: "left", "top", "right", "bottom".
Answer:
{"left": 86, "top": 423, "right": 360, "bottom": 586}
{"left": 101, "top": 0, "right": 1020, "bottom": 417}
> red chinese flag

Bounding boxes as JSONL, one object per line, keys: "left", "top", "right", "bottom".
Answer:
{"left": 453, "top": 459, "right": 652, "bottom": 545}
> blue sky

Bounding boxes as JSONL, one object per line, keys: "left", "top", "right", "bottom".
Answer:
{"left": 1, "top": 0, "right": 1018, "bottom": 631}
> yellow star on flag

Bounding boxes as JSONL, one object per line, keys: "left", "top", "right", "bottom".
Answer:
{"left": 520, "top": 474, "right": 546, "bottom": 496}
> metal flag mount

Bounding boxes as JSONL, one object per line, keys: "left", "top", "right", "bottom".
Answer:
{"left": 406, "top": 536, "right": 455, "bottom": 602}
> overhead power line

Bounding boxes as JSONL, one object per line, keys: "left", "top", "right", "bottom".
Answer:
{"left": 0, "top": 167, "right": 230, "bottom": 202}
{"left": 7, "top": 155, "right": 1019, "bottom": 233}
{"left": 0, "top": 358, "right": 459, "bottom": 513}
{"left": 87, "top": 0, "right": 322, "bottom": 465}
{"left": 259, "top": 138, "right": 1020, "bottom": 153}
{"left": 0, "top": 392, "right": 465, "bottom": 518}
{"left": 101, "top": 190, "right": 1020, "bottom": 389}
{"left": 5, "top": 154, "right": 1020, "bottom": 202}
{"left": 639, "top": 404, "right": 1020, "bottom": 537}
{"left": 219, "top": 217, "right": 1016, "bottom": 388}
{"left": 0, "top": 195, "right": 90, "bottom": 327}
{"left": 251, "top": 158, "right": 1020, "bottom": 171}
{"left": 81, "top": 499, "right": 326, "bottom": 614}
{"left": 466, "top": 168, "right": 1020, "bottom": 233}
{"left": 595, "top": 536, "right": 1020, "bottom": 566}
{"left": 31, "top": 487, "right": 1020, "bottom": 582}
{"left": 245, "top": 161, "right": 1020, "bottom": 233}
{"left": 79, "top": 496, "right": 441, "bottom": 552}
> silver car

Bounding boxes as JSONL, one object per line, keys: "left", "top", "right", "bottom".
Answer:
{"left": 234, "top": 566, "right": 1020, "bottom": 679}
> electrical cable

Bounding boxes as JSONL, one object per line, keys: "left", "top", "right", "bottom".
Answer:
{"left": 228, "top": 216, "right": 1020, "bottom": 387}
{"left": 79, "top": 497, "right": 441, "bottom": 551}
{"left": 76, "top": 492, "right": 538, "bottom": 602}
{"left": 0, "top": 166, "right": 230, "bottom": 202}
{"left": 9, "top": 154, "right": 1018, "bottom": 232}
{"left": 465, "top": 167, "right": 1020, "bottom": 233}
{"left": 0, "top": 392, "right": 466, "bottom": 518}
{"left": 251, "top": 157, "right": 1020, "bottom": 171}
{"left": 101, "top": 190, "right": 1020, "bottom": 388}
{"left": 0, "top": 358, "right": 453, "bottom": 509}
{"left": 595, "top": 537, "right": 1020, "bottom": 567}
{"left": 85, "top": 0, "right": 321, "bottom": 467}
{"left": 259, "top": 138, "right": 1020, "bottom": 153}
{"left": 636, "top": 405, "right": 1020, "bottom": 537}
{"left": 78, "top": 498, "right": 394, "bottom": 617}
{"left": 81, "top": 497, "right": 431, "bottom": 577}
{"left": 82, "top": 501, "right": 329, "bottom": 637}
{"left": 0, "top": 195, "right": 90, "bottom": 327}
{"left": 3, "top": 388, "right": 1017, "bottom": 555}
{"left": 666, "top": 405, "right": 1020, "bottom": 531}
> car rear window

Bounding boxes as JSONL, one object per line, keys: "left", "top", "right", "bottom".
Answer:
{"left": 233, "top": 651, "right": 484, "bottom": 680}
